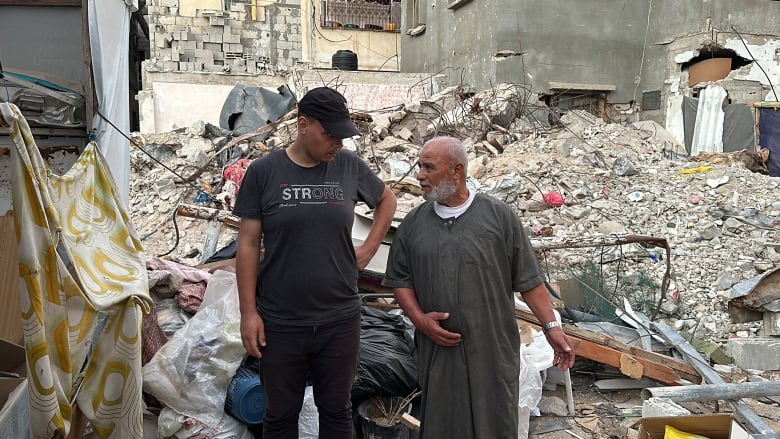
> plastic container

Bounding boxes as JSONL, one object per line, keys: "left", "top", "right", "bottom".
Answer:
{"left": 224, "top": 363, "right": 265, "bottom": 425}
{"left": 332, "top": 50, "right": 358, "bottom": 71}
{"left": 357, "top": 398, "right": 411, "bottom": 439}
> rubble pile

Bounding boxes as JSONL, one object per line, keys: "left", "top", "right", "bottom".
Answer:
{"left": 131, "top": 83, "right": 780, "bottom": 343}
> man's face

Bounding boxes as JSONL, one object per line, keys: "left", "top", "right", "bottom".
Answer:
{"left": 417, "top": 144, "right": 457, "bottom": 202}
{"left": 300, "top": 117, "right": 344, "bottom": 163}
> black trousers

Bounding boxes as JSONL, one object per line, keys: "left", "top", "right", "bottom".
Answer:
{"left": 259, "top": 314, "right": 361, "bottom": 439}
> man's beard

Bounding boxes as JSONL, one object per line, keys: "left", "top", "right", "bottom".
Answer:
{"left": 423, "top": 177, "right": 458, "bottom": 203}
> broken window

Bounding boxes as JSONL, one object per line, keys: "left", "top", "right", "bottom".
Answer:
{"left": 320, "top": 0, "right": 401, "bottom": 32}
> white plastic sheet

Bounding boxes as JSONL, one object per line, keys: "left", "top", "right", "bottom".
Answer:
{"left": 690, "top": 85, "right": 727, "bottom": 156}
{"left": 143, "top": 271, "right": 246, "bottom": 428}
{"left": 88, "top": 0, "right": 136, "bottom": 205}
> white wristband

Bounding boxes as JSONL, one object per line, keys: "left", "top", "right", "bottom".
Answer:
{"left": 542, "top": 321, "right": 561, "bottom": 334}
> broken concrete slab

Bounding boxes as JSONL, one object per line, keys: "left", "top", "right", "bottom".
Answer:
{"left": 727, "top": 338, "right": 780, "bottom": 371}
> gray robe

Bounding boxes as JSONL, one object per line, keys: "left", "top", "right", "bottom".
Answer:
{"left": 383, "top": 194, "right": 544, "bottom": 439}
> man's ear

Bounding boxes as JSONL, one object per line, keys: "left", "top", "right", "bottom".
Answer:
{"left": 297, "top": 116, "right": 309, "bottom": 134}
{"left": 453, "top": 162, "right": 465, "bottom": 179}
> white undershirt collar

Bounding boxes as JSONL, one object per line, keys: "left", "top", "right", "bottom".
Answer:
{"left": 434, "top": 190, "right": 475, "bottom": 219}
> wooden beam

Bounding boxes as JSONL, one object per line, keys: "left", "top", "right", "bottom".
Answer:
{"left": 81, "top": 0, "right": 95, "bottom": 133}
{"left": 569, "top": 336, "right": 683, "bottom": 385}
{"left": 400, "top": 413, "right": 421, "bottom": 432}
{"left": 175, "top": 204, "right": 240, "bottom": 229}
{"left": 516, "top": 310, "right": 701, "bottom": 385}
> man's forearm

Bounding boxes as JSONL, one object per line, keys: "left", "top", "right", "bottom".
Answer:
{"left": 520, "top": 283, "right": 557, "bottom": 324}
{"left": 362, "top": 186, "right": 397, "bottom": 253}
{"left": 393, "top": 287, "right": 425, "bottom": 326}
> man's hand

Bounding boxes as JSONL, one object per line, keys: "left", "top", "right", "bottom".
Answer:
{"left": 417, "top": 312, "right": 462, "bottom": 347}
{"left": 354, "top": 244, "right": 373, "bottom": 270}
{"left": 545, "top": 328, "right": 575, "bottom": 370}
{"left": 241, "top": 311, "right": 266, "bottom": 358}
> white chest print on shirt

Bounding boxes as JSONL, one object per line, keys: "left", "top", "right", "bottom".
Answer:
{"left": 279, "top": 183, "right": 345, "bottom": 206}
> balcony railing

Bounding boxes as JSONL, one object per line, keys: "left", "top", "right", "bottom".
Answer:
{"left": 320, "top": 0, "right": 401, "bottom": 32}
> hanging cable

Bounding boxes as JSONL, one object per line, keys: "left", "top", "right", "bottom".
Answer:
{"left": 730, "top": 25, "right": 779, "bottom": 102}
{"left": 94, "top": 109, "right": 217, "bottom": 202}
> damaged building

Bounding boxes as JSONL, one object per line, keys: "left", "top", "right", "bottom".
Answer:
{"left": 400, "top": 0, "right": 780, "bottom": 143}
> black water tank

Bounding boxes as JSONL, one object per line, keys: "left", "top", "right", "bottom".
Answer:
{"left": 332, "top": 50, "right": 358, "bottom": 71}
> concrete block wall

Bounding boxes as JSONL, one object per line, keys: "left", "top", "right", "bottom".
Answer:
{"left": 146, "top": 0, "right": 303, "bottom": 74}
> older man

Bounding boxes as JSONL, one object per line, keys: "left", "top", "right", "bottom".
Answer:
{"left": 382, "top": 136, "right": 574, "bottom": 438}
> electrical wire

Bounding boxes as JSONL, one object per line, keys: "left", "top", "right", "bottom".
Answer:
{"left": 730, "top": 25, "right": 779, "bottom": 102}
{"left": 95, "top": 109, "right": 217, "bottom": 202}
{"left": 632, "top": 0, "right": 652, "bottom": 105}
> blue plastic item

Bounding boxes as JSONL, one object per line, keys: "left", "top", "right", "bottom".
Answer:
{"left": 225, "top": 363, "right": 266, "bottom": 425}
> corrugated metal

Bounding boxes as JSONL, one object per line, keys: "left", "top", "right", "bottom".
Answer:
{"left": 691, "top": 84, "right": 727, "bottom": 156}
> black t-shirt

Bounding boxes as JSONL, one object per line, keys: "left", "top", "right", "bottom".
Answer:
{"left": 233, "top": 148, "right": 385, "bottom": 326}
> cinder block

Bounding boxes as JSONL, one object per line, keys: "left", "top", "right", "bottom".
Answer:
{"left": 190, "top": 26, "right": 204, "bottom": 35}
{"left": 203, "top": 64, "right": 225, "bottom": 72}
{"left": 162, "top": 61, "right": 178, "bottom": 71}
{"left": 287, "top": 33, "right": 301, "bottom": 42}
{"left": 214, "top": 52, "right": 225, "bottom": 61}
{"left": 179, "top": 61, "right": 189, "bottom": 71}
{"left": 175, "top": 16, "right": 193, "bottom": 26}
{"left": 223, "top": 33, "right": 241, "bottom": 44}
{"left": 242, "top": 30, "right": 259, "bottom": 39}
{"left": 230, "top": 4, "right": 245, "bottom": 12}
{"left": 277, "top": 41, "right": 293, "bottom": 50}
{"left": 178, "top": 40, "right": 197, "bottom": 50}
{"left": 727, "top": 338, "right": 780, "bottom": 371}
{"left": 158, "top": 15, "right": 176, "bottom": 25}
{"left": 273, "top": 23, "right": 288, "bottom": 32}
{"left": 204, "top": 42, "right": 222, "bottom": 52}
{"left": 210, "top": 16, "right": 225, "bottom": 26}
{"left": 193, "top": 17, "right": 210, "bottom": 27}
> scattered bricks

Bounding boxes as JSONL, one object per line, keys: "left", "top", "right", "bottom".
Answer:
{"left": 203, "top": 42, "right": 222, "bottom": 52}
{"left": 209, "top": 16, "right": 225, "bottom": 26}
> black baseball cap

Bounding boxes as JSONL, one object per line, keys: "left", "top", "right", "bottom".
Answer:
{"left": 297, "top": 87, "right": 360, "bottom": 139}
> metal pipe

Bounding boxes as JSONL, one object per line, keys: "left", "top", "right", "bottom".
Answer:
{"left": 642, "top": 381, "right": 780, "bottom": 402}
{"left": 651, "top": 322, "right": 774, "bottom": 435}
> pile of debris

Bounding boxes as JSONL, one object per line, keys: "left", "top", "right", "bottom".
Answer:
{"left": 128, "top": 82, "right": 780, "bottom": 437}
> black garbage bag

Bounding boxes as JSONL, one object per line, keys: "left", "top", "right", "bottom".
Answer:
{"left": 351, "top": 306, "right": 418, "bottom": 404}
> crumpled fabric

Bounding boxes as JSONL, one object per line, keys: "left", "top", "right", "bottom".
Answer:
{"left": 2, "top": 102, "right": 152, "bottom": 438}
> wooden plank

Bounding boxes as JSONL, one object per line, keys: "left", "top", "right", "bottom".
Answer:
{"left": 81, "top": 0, "right": 95, "bottom": 133}
{"left": 568, "top": 337, "right": 683, "bottom": 385}
{"left": 516, "top": 310, "right": 701, "bottom": 384}
{"left": 400, "top": 413, "right": 421, "bottom": 432}
{"left": 0, "top": 213, "right": 23, "bottom": 344}
{"left": 176, "top": 204, "right": 240, "bottom": 229}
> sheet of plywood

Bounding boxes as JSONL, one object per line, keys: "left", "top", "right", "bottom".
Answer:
{"left": 0, "top": 214, "right": 22, "bottom": 344}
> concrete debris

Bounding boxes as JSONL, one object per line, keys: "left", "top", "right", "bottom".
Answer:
{"left": 537, "top": 395, "right": 569, "bottom": 417}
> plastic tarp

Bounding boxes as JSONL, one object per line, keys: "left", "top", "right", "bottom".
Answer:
{"left": 89, "top": 0, "right": 137, "bottom": 205}
{"left": 691, "top": 85, "right": 727, "bottom": 156}
{"left": 759, "top": 108, "right": 780, "bottom": 177}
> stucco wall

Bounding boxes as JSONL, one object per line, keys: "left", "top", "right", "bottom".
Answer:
{"left": 401, "top": 0, "right": 780, "bottom": 114}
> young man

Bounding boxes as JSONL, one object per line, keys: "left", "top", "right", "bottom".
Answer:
{"left": 383, "top": 136, "right": 574, "bottom": 438}
{"left": 233, "top": 87, "right": 397, "bottom": 439}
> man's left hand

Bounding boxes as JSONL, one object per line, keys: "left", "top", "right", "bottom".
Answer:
{"left": 546, "top": 329, "right": 575, "bottom": 371}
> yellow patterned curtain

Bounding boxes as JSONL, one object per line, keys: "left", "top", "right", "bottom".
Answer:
{"left": 0, "top": 103, "right": 152, "bottom": 438}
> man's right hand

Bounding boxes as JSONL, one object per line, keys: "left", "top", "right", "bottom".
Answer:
{"left": 241, "top": 312, "right": 266, "bottom": 357}
{"left": 418, "top": 312, "right": 462, "bottom": 347}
